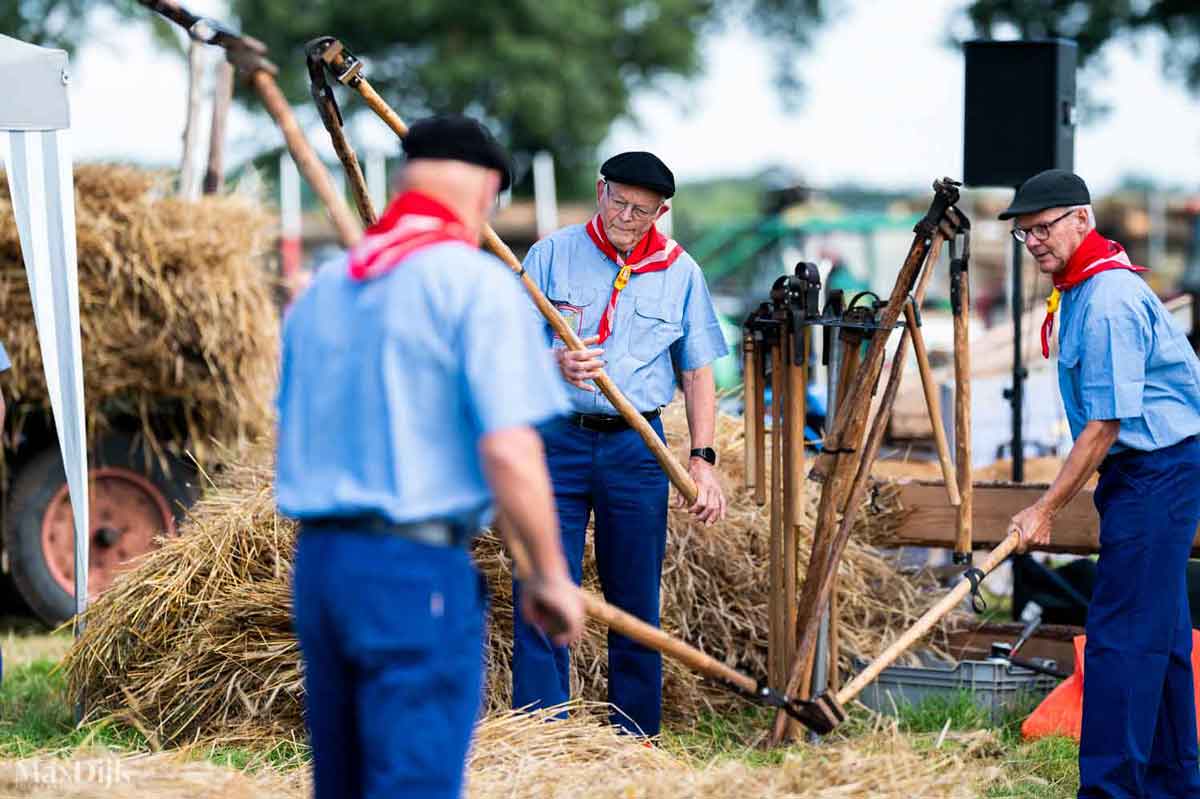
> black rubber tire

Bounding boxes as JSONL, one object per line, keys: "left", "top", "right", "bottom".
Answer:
{"left": 4, "top": 434, "right": 200, "bottom": 626}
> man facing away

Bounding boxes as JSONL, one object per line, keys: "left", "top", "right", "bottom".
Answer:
{"left": 511, "top": 150, "right": 729, "bottom": 736}
{"left": 276, "top": 115, "right": 584, "bottom": 799}
{"left": 1003, "top": 169, "right": 1200, "bottom": 798}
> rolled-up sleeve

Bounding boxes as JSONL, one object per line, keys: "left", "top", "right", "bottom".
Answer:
{"left": 461, "top": 266, "right": 568, "bottom": 434}
{"left": 671, "top": 262, "right": 728, "bottom": 371}
{"left": 1079, "top": 303, "right": 1148, "bottom": 421}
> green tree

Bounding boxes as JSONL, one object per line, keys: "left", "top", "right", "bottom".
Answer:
{"left": 228, "top": 0, "right": 828, "bottom": 195}
{"left": 4, "top": 0, "right": 828, "bottom": 195}
{"left": 960, "top": 1, "right": 1200, "bottom": 92}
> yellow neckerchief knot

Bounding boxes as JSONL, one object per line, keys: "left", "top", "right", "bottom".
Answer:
{"left": 1045, "top": 286, "right": 1061, "bottom": 315}
{"left": 613, "top": 264, "right": 633, "bottom": 291}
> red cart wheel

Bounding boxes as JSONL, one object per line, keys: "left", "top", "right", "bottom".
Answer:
{"left": 39, "top": 467, "right": 177, "bottom": 598}
{"left": 5, "top": 435, "right": 200, "bottom": 625}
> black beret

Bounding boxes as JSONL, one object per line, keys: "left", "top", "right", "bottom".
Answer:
{"left": 600, "top": 151, "right": 675, "bottom": 199}
{"left": 403, "top": 114, "right": 512, "bottom": 191}
{"left": 999, "top": 169, "right": 1090, "bottom": 220}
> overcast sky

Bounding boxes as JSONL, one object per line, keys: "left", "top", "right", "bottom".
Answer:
{"left": 62, "top": 0, "right": 1200, "bottom": 196}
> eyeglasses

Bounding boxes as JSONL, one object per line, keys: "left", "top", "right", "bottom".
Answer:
{"left": 1011, "top": 209, "right": 1076, "bottom": 243}
{"left": 603, "top": 182, "right": 661, "bottom": 222}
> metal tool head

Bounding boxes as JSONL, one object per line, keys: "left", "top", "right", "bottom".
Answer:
{"left": 789, "top": 691, "right": 847, "bottom": 735}
{"left": 915, "top": 177, "right": 963, "bottom": 239}
{"left": 306, "top": 37, "right": 361, "bottom": 84}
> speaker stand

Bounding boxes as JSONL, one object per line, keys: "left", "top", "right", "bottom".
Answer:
{"left": 1009, "top": 235, "right": 1026, "bottom": 482}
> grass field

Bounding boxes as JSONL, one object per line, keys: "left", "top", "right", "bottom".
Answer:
{"left": 0, "top": 625, "right": 1081, "bottom": 798}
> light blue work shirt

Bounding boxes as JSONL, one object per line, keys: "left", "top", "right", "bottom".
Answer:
{"left": 0, "top": 342, "right": 9, "bottom": 372}
{"left": 276, "top": 242, "right": 568, "bottom": 528}
{"left": 1057, "top": 268, "right": 1200, "bottom": 453}
{"left": 522, "top": 223, "right": 729, "bottom": 415}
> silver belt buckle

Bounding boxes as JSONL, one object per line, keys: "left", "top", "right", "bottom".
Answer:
{"left": 405, "top": 521, "right": 454, "bottom": 547}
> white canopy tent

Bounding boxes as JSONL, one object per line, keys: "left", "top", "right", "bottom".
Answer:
{"left": 0, "top": 35, "right": 90, "bottom": 634}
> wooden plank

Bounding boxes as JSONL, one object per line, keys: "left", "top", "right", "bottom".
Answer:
{"left": 884, "top": 479, "right": 1200, "bottom": 555}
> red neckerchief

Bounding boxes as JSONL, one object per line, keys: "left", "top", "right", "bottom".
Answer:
{"left": 1041, "top": 230, "right": 1147, "bottom": 358}
{"left": 584, "top": 214, "right": 684, "bottom": 344}
{"left": 348, "top": 191, "right": 475, "bottom": 281}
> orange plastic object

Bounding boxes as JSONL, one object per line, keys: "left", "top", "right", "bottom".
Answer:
{"left": 1022, "top": 631, "right": 1200, "bottom": 741}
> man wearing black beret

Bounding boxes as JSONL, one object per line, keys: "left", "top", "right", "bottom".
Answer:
{"left": 1001, "top": 169, "right": 1200, "bottom": 797}
{"left": 510, "top": 150, "right": 729, "bottom": 737}
{"left": 278, "top": 114, "right": 583, "bottom": 798}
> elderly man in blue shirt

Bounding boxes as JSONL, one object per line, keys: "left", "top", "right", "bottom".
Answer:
{"left": 1004, "top": 169, "right": 1200, "bottom": 799}
{"left": 511, "top": 151, "right": 729, "bottom": 737}
{"left": 276, "top": 115, "right": 584, "bottom": 799}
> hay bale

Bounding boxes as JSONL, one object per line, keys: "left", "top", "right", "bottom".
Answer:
{"left": 63, "top": 406, "right": 952, "bottom": 746}
{"left": 0, "top": 165, "right": 279, "bottom": 458}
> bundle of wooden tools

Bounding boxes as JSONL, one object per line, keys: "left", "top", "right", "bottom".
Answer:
{"left": 742, "top": 180, "right": 1024, "bottom": 742}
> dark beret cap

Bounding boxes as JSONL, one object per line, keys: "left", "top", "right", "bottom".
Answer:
{"left": 402, "top": 114, "right": 512, "bottom": 191}
{"left": 999, "top": 169, "right": 1091, "bottom": 219}
{"left": 600, "top": 151, "right": 675, "bottom": 199}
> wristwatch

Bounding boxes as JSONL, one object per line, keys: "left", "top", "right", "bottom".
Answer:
{"left": 690, "top": 447, "right": 717, "bottom": 466}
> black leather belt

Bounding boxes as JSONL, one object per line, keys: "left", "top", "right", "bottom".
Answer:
{"left": 301, "top": 515, "right": 473, "bottom": 547}
{"left": 569, "top": 408, "right": 660, "bottom": 433}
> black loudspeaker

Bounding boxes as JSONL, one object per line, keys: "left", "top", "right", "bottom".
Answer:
{"left": 963, "top": 39, "right": 1077, "bottom": 188}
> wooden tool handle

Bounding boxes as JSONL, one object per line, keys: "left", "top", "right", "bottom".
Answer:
{"left": 343, "top": 74, "right": 699, "bottom": 503}
{"left": 502, "top": 527, "right": 756, "bottom": 693}
{"left": 250, "top": 72, "right": 362, "bottom": 248}
{"left": 836, "top": 530, "right": 1020, "bottom": 706}
{"left": 905, "top": 304, "right": 960, "bottom": 506}
{"left": 743, "top": 333, "right": 758, "bottom": 492}
{"left": 953, "top": 268, "right": 973, "bottom": 560}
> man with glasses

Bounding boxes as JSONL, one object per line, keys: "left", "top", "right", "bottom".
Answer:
{"left": 1002, "top": 169, "right": 1200, "bottom": 798}
{"left": 511, "top": 151, "right": 729, "bottom": 736}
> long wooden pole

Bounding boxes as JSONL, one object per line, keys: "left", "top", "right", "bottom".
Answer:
{"left": 769, "top": 337, "right": 786, "bottom": 692}
{"left": 904, "top": 304, "right": 961, "bottom": 506}
{"left": 953, "top": 259, "right": 974, "bottom": 562}
{"left": 320, "top": 47, "right": 699, "bottom": 504}
{"left": 754, "top": 333, "right": 768, "bottom": 507}
{"left": 179, "top": 40, "right": 205, "bottom": 200}
{"left": 743, "top": 328, "right": 758, "bottom": 492}
{"left": 308, "top": 55, "right": 377, "bottom": 226}
{"left": 784, "top": 326, "right": 808, "bottom": 739}
{"left": 202, "top": 61, "right": 234, "bottom": 195}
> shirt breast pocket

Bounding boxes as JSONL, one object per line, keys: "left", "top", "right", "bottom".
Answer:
{"left": 629, "top": 296, "right": 683, "bottom": 363}
{"left": 547, "top": 286, "right": 597, "bottom": 340}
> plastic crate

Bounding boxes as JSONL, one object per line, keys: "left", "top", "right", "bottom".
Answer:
{"left": 852, "top": 651, "right": 1059, "bottom": 722}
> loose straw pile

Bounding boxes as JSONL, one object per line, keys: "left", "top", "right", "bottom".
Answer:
{"left": 62, "top": 405, "right": 955, "bottom": 747}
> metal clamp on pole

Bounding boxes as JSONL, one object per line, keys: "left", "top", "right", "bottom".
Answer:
{"left": 310, "top": 36, "right": 365, "bottom": 87}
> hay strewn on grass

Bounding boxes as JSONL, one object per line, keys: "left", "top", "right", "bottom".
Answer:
{"left": 0, "top": 165, "right": 279, "bottom": 458}
{"left": 0, "top": 710, "right": 1003, "bottom": 799}
{"left": 62, "top": 405, "right": 956, "bottom": 747}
